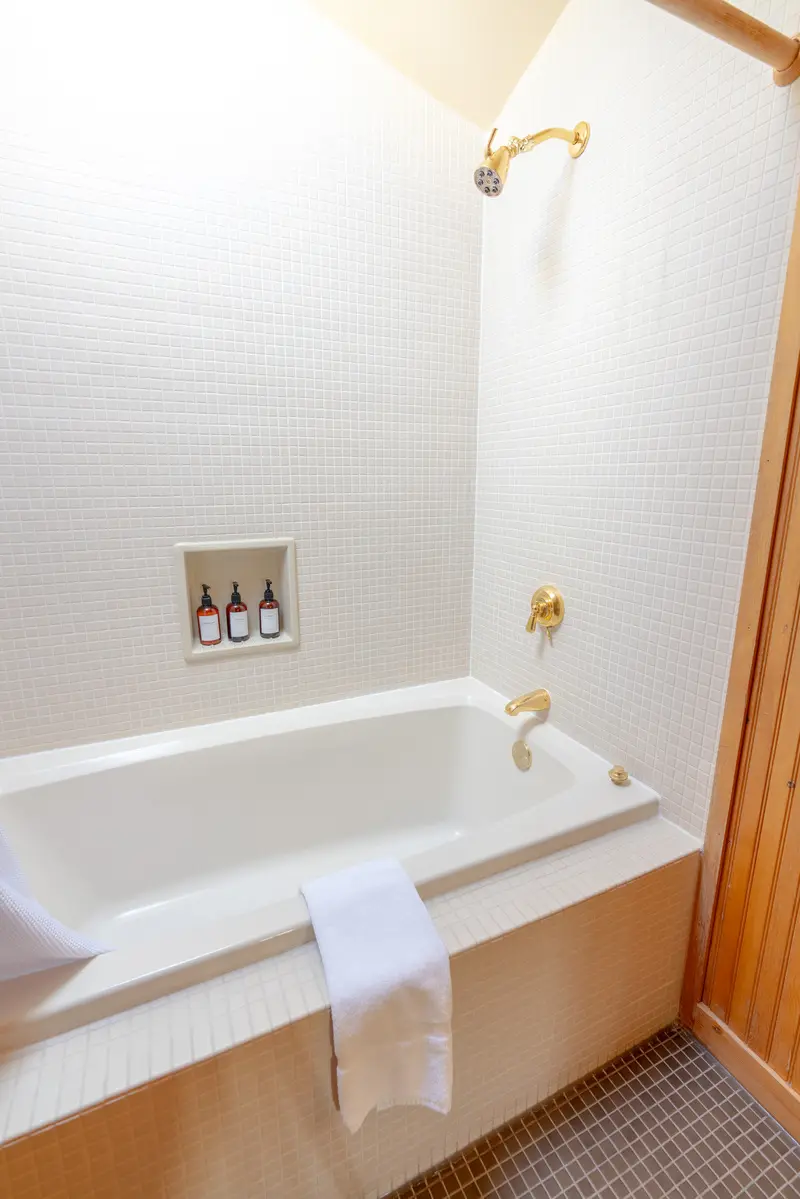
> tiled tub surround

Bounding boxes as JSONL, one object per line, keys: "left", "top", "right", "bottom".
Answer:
{"left": 0, "top": 819, "right": 699, "bottom": 1197}
{"left": 471, "top": 0, "right": 800, "bottom": 837}
{"left": 0, "top": 679, "right": 659, "bottom": 1047}
{"left": 0, "top": 0, "right": 481, "bottom": 757}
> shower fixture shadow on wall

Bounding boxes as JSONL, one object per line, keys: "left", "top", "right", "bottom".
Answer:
{"left": 474, "top": 122, "right": 590, "bottom": 196}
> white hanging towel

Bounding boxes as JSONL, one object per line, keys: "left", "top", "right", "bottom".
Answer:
{"left": 0, "top": 830, "right": 108, "bottom": 982}
{"left": 302, "top": 858, "right": 453, "bottom": 1133}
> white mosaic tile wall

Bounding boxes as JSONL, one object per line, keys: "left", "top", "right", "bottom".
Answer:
{"left": 0, "top": 0, "right": 481, "bottom": 756}
{"left": 0, "top": 848, "right": 699, "bottom": 1198}
{"left": 471, "top": 0, "right": 800, "bottom": 836}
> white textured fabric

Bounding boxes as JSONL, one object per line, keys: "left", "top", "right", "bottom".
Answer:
{"left": 302, "top": 858, "right": 452, "bottom": 1133}
{"left": 0, "top": 831, "right": 107, "bottom": 981}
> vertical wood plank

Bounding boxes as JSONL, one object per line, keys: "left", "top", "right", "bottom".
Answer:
{"left": 682, "top": 187, "right": 800, "bottom": 1024}
{"left": 703, "top": 401, "right": 800, "bottom": 1023}
{"left": 726, "top": 497, "right": 800, "bottom": 1041}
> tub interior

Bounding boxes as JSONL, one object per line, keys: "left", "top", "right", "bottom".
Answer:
{"left": 0, "top": 705, "right": 575, "bottom": 948}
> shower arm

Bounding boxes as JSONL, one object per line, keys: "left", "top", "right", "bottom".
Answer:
{"left": 508, "top": 128, "right": 580, "bottom": 157}
{"left": 484, "top": 127, "right": 583, "bottom": 161}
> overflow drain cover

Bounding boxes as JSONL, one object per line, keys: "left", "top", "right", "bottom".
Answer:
{"left": 512, "top": 740, "right": 532, "bottom": 771}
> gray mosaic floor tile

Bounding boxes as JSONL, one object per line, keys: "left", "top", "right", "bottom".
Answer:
{"left": 388, "top": 1027, "right": 800, "bottom": 1199}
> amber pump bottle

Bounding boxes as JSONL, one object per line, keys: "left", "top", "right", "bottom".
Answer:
{"left": 259, "top": 579, "right": 280, "bottom": 639}
{"left": 196, "top": 584, "right": 222, "bottom": 646}
{"left": 226, "top": 582, "right": 249, "bottom": 643}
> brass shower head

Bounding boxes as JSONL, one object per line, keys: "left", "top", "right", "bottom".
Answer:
{"left": 474, "top": 122, "right": 590, "bottom": 197}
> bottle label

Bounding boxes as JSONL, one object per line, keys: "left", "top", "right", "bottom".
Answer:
{"left": 260, "top": 607, "right": 280, "bottom": 635}
{"left": 229, "top": 609, "right": 249, "bottom": 639}
{"left": 198, "top": 612, "right": 220, "bottom": 643}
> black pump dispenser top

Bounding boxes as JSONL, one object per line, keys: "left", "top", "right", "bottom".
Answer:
{"left": 230, "top": 582, "right": 242, "bottom": 604}
{"left": 200, "top": 584, "right": 214, "bottom": 610}
{"left": 263, "top": 579, "right": 274, "bottom": 602}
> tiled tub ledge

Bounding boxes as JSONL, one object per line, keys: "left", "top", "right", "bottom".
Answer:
{"left": 0, "top": 816, "right": 699, "bottom": 1151}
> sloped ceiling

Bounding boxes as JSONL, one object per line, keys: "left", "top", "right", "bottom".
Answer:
{"left": 309, "top": 0, "right": 568, "bottom": 128}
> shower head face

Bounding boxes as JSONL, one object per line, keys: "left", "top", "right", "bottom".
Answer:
{"left": 474, "top": 165, "right": 503, "bottom": 196}
{"left": 474, "top": 143, "right": 511, "bottom": 197}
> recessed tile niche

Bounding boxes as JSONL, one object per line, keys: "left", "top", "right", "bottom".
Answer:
{"left": 175, "top": 539, "right": 299, "bottom": 663}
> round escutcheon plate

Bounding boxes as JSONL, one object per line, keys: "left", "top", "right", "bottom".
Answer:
{"left": 512, "top": 739, "right": 532, "bottom": 771}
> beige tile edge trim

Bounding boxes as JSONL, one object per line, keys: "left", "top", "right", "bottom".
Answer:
{"left": 0, "top": 816, "right": 700, "bottom": 1145}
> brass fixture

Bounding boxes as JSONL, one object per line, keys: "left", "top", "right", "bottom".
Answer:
{"left": 526, "top": 585, "right": 565, "bottom": 641}
{"left": 608, "top": 765, "right": 630, "bottom": 786}
{"left": 504, "top": 688, "right": 551, "bottom": 716}
{"left": 474, "top": 123, "right": 590, "bottom": 197}
{"left": 512, "top": 740, "right": 533, "bottom": 771}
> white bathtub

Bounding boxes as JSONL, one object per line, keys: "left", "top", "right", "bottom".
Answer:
{"left": 0, "top": 679, "right": 659, "bottom": 1045}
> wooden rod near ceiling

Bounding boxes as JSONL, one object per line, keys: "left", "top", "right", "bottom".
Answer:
{"left": 644, "top": 0, "right": 800, "bottom": 84}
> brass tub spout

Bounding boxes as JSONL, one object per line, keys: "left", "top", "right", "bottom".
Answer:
{"left": 504, "top": 689, "right": 551, "bottom": 716}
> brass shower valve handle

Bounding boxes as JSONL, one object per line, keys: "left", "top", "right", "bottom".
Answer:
{"left": 526, "top": 586, "right": 565, "bottom": 639}
{"left": 526, "top": 596, "right": 554, "bottom": 633}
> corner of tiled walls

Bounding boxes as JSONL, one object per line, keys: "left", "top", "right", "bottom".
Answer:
{"left": 471, "top": 0, "right": 800, "bottom": 836}
{"left": 0, "top": 0, "right": 482, "bottom": 755}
